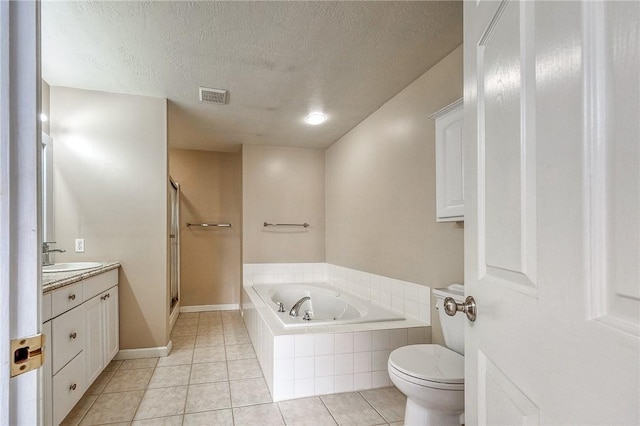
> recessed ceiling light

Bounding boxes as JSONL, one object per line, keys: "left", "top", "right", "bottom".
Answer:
{"left": 40, "top": 113, "right": 48, "bottom": 122}
{"left": 305, "top": 112, "right": 326, "bottom": 125}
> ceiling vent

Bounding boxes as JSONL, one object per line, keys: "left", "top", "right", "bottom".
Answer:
{"left": 199, "top": 87, "right": 228, "bottom": 105}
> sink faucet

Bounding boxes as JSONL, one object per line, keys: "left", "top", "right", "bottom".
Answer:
{"left": 42, "top": 242, "right": 65, "bottom": 267}
{"left": 289, "top": 296, "right": 310, "bottom": 317}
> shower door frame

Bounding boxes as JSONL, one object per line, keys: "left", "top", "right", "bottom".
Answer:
{"left": 169, "top": 177, "right": 181, "bottom": 324}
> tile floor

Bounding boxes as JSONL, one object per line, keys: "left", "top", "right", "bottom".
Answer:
{"left": 62, "top": 311, "right": 406, "bottom": 426}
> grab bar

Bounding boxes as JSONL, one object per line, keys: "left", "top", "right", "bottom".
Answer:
{"left": 263, "top": 222, "right": 310, "bottom": 228}
{"left": 187, "top": 223, "right": 231, "bottom": 228}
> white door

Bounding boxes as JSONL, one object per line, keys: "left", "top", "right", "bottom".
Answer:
{"left": 0, "top": 1, "right": 43, "bottom": 425}
{"left": 464, "top": 1, "right": 639, "bottom": 424}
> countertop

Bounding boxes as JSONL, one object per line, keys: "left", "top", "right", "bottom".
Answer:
{"left": 42, "top": 262, "right": 120, "bottom": 294}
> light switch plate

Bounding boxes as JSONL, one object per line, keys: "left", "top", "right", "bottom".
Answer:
{"left": 75, "top": 238, "right": 85, "bottom": 253}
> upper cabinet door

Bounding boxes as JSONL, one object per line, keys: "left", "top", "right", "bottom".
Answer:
{"left": 433, "top": 99, "right": 464, "bottom": 222}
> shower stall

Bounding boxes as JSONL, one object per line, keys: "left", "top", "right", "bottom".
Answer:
{"left": 169, "top": 177, "right": 181, "bottom": 324}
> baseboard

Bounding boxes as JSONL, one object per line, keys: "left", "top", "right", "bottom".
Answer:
{"left": 180, "top": 303, "right": 239, "bottom": 313}
{"left": 169, "top": 303, "right": 180, "bottom": 332}
{"left": 114, "top": 340, "right": 173, "bottom": 360}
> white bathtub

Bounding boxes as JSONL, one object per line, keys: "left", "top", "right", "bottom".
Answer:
{"left": 252, "top": 282, "right": 404, "bottom": 328}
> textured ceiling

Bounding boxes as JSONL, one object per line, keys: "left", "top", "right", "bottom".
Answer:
{"left": 42, "top": 1, "right": 462, "bottom": 152}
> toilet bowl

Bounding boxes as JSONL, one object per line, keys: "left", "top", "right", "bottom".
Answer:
{"left": 388, "top": 344, "right": 464, "bottom": 425}
{"left": 388, "top": 284, "right": 466, "bottom": 425}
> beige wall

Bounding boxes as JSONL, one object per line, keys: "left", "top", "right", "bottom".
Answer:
{"left": 242, "top": 145, "right": 325, "bottom": 263}
{"left": 169, "top": 149, "right": 242, "bottom": 306}
{"left": 50, "top": 87, "right": 169, "bottom": 350}
{"left": 325, "top": 45, "right": 464, "bottom": 345}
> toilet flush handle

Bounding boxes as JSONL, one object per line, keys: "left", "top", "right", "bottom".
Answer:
{"left": 444, "top": 296, "right": 477, "bottom": 322}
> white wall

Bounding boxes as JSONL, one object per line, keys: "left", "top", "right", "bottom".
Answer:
{"left": 50, "top": 87, "right": 169, "bottom": 350}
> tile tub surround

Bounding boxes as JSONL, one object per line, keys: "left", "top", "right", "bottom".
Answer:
{"left": 60, "top": 311, "right": 406, "bottom": 426}
{"left": 242, "top": 264, "right": 431, "bottom": 402}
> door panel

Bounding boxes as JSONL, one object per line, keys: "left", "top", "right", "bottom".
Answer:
{"left": 478, "top": 351, "right": 538, "bottom": 426}
{"left": 465, "top": 0, "right": 639, "bottom": 424}
{"left": 478, "top": 0, "right": 537, "bottom": 295}
{"left": 587, "top": 0, "right": 640, "bottom": 336}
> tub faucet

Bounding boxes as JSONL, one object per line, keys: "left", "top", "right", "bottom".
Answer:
{"left": 289, "top": 296, "right": 310, "bottom": 317}
{"left": 42, "top": 242, "right": 66, "bottom": 266}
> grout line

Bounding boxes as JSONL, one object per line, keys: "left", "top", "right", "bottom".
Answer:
{"left": 179, "top": 312, "right": 199, "bottom": 424}
{"left": 318, "top": 395, "right": 340, "bottom": 426}
{"left": 128, "top": 361, "right": 156, "bottom": 423}
{"left": 222, "top": 313, "right": 236, "bottom": 425}
{"left": 358, "top": 390, "right": 390, "bottom": 423}
{"left": 70, "top": 359, "right": 121, "bottom": 425}
{"left": 276, "top": 400, "right": 288, "bottom": 426}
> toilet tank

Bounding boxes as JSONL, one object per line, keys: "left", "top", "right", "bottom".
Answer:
{"left": 434, "top": 284, "right": 465, "bottom": 355}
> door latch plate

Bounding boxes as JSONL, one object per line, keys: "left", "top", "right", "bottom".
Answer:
{"left": 10, "top": 334, "right": 45, "bottom": 377}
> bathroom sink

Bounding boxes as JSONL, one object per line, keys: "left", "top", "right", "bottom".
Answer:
{"left": 43, "top": 262, "right": 103, "bottom": 273}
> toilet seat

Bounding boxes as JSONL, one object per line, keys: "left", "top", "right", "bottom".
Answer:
{"left": 388, "top": 344, "right": 464, "bottom": 391}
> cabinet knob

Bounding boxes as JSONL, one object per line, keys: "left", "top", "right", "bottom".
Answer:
{"left": 106, "top": 293, "right": 110, "bottom": 299}
{"left": 69, "top": 383, "right": 77, "bottom": 391}
{"left": 69, "top": 332, "right": 77, "bottom": 340}
{"left": 68, "top": 294, "right": 76, "bottom": 301}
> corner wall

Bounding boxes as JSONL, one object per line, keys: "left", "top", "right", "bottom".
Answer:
{"left": 242, "top": 145, "right": 325, "bottom": 263}
{"left": 325, "top": 46, "right": 464, "bottom": 345}
{"left": 50, "top": 87, "right": 169, "bottom": 350}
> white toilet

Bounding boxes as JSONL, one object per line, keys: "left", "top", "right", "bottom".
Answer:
{"left": 388, "top": 284, "right": 465, "bottom": 426}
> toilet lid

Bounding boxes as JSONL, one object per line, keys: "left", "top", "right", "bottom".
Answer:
{"left": 388, "top": 344, "right": 464, "bottom": 384}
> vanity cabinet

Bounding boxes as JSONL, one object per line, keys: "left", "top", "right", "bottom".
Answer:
{"left": 42, "top": 267, "right": 119, "bottom": 426}
{"left": 432, "top": 99, "right": 464, "bottom": 222}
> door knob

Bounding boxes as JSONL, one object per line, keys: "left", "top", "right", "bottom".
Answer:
{"left": 444, "top": 296, "right": 477, "bottom": 322}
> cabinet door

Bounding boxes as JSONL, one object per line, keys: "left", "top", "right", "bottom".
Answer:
{"left": 435, "top": 105, "right": 464, "bottom": 221}
{"left": 103, "top": 286, "right": 119, "bottom": 364}
{"left": 83, "top": 294, "right": 103, "bottom": 387}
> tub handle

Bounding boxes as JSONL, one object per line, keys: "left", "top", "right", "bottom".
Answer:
{"left": 302, "top": 311, "right": 312, "bottom": 321}
{"left": 277, "top": 302, "right": 286, "bottom": 313}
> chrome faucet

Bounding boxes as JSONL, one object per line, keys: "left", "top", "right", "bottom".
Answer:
{"left": 289, "top": 296, "right": 310, "bottom": 317}
{"left": 42, "top": 242, "right": 65, "bottom": 266}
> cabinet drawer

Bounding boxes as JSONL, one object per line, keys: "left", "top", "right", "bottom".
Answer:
{"left": 51, "top": 282, "right": 83, "bottom": 318}
{"left": 52, "top": 352, "right": 85, "bottom": 426}
{"left": 52, "top": 306, "right": 84, "bottom": 374}
{"left": 83, "top": 269, "right": 118, "bottom": 301}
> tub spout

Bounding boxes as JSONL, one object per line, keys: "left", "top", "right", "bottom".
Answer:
{"left": 289, "top": 296, "right": 310, "bottom": 317}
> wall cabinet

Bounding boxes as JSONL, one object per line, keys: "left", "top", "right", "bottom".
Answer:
{"left": 42, "top": 268, "right": 119, "bottom": 426}
{"left": 432, "top": 99, "right": 464, "bottom": 222}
